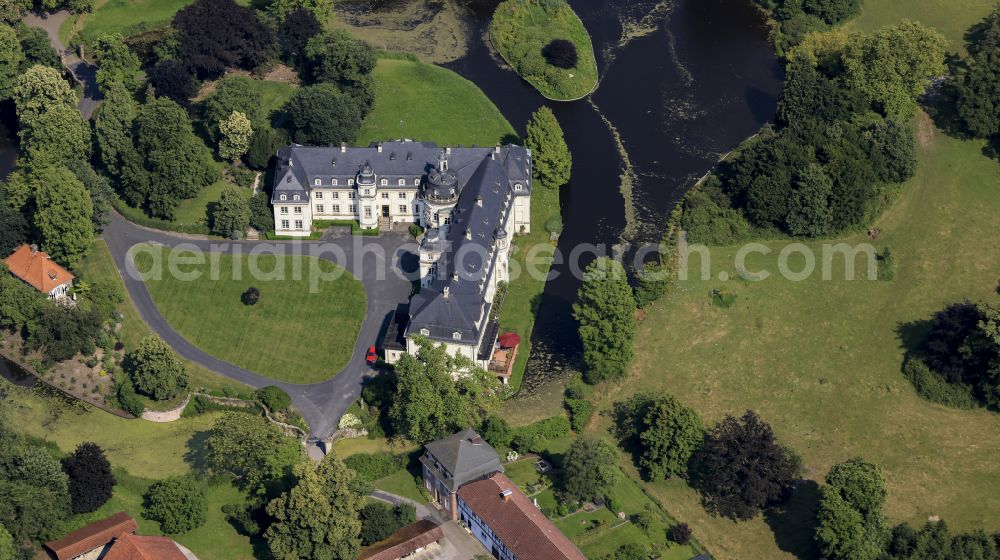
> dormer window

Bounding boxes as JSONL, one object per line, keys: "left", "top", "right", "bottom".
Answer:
{"left": 398, "top": 178, "right": 405, "bottom": 186}
{"left": 514, "top": 183, "right": 523, "bottom": 191}
{"left": 348, "top": 179, "right": 354, "bottom": 185}
{"left": 380, "top": 178, "right": 388, "bottom": 186}
{"left": 314, "top": 178, "right": 321, "bottom": 185}
{"left": 414, "top": 178, "right": 420, "bottom": 186}
{"left": 293, "top": 194, "right": 300, "bottom": 201}
{"left": 452, "top": 332, "right": 461, "bottom": 340}
{"left": 420, "top": 328, "right": 430, "bottom": 336}
{"left": 280, "top": 194, "right": 287, "bottom": 201}
{"left": 332, "top": 178, "right": 338, "bottom": 185}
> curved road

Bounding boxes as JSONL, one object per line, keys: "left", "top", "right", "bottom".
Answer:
{"left": 103, "top": 212, "right": 416, "bottom": 438}
{"left": 23, "top": 10, "right": 102, "bottom": 119}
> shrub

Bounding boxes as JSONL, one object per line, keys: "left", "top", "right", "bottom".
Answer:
{"left": 112, "top": 377, "right": 144, "bottom": 416}
{"left": 632, "top": 509, "right": 656, "bottom": 532}
{"left": 144, "top": 476, "right": 207, "bottom": 534}
{"left": 256, "top": 385, "right": 291, "bottom": 412}
{"left": 343, "top": 452, "right": 404, "bottom": 482}
{"left": 241, "top": 287, "right": 260, "bottom": 306}
{"left": 222, "top": 502, "right": 262, "bottom": 536}
{"left": 710, "top": 289, "right": 737, "bottom": 308}
{"left": 564, "top": 398, "right": 595, "bottom": 432}
{"left": 902, "top": 358, "right": 978, "bottom": 409}
{"left": 408, "top": 224, "right": 424, "bottom": 238}
{"left": 359, "top": 502, "right": 416, "bottom": 545}
{"left": 541, "top": 38, "right": 578, "bottom": 69}
{"left": 668, "top": 522, "right": 692, "bottom": 545}
{"left": 544, "top": 214, "right": 563, "bottom": 235}
{"left": 481, "top": 415, "right": 514, "bottom": 448}
{"left": 877, "top": 247, "right": 895, "bottom": 281}
{"left": 511, "top": 415, "right": 572, "bottom": 451}
{"left": 612, "top": 542, "right": 648, "bottom": 560}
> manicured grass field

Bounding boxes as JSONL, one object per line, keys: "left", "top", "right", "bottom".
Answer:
{"left": 488, "top": 0, "right": 599, "bottom": 100}
{"left": 172, "top": 179, "right": 227, "bottom": 227}
{"left": 133, "top": 247, "right": 366, "bottom": 384}
{"left": 76, "top": 240, "right": 244, "bottom": 393}
{"left": 597, "top": 114, "right": 1000, "bottom": 559}
{"left": 66, "top": 0, "right": 249, "bottom": 46}
{"left": 357, "top": 58, "right": 519, "bottom": 147}
{"left": 849, "top": 0, "right": 996, "bottom": 52}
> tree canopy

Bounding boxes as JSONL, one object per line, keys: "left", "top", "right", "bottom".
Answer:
{"left": 126, "top": 335, "right": 190, "bottom": 401}
{"left": 560, "top": 437, "right": 620, "bottom": 504}
{"left": 387, "top": 338, "right": 503, "bottom": 443}
{"left": 284, "top": 83, "right": 362, "bottom": 146}
{"left": 265, "top": 453, "right": 364, "bottom": 560}
{"left": 205, "top": 412, "right": 300, "bottom": 494}
{"left": 573, "top": 257, "right": 636, "bottom": 384}
{"left": 144, "top": 476, "right": 206, "bottom": 534}
{"left": 93, "top": 33, "right": 139, "bottom": 92}
{"left": 33, "top": 165, "right": 95, "bottom": 266}
{"left": 693, "top": 410, "right": 800, "bottom": 521}
{"left": 525, "top": 106, "right": 572, "bottom": 189}
{"left": 63, "top": 442, "right": 115, "bottom": 514}
{"left": 173, "top": 0, "right": 274, "bottom": 79}
{"left": 815, "top": 459, "right": 888, "bottom": 560}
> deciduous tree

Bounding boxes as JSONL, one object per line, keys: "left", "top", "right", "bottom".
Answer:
{"left": 144, "top": 476, "right": 206, "bottom": 534}
{"left": 573, "top": 257, "right": 636, "bottom": 384}
{"left": 637, "top": 394, "right": 703, "bottom": 481}
{"left": 265, "top": 453, "right": 364, "bottom": 560}
{"left": 127, "top": 335, "right": 189, "bottom": 400}
{"left": 815, "top": 459, "right": 888, "bottom": 560}
{"left": 218, "top": 111, "right": 253, "bottom": 161}
{"left": 95, "top": 82, "right": 138, "bottom": 176}
{"left": 93, "top": 33, "right": 140, "bottom": 92}
{"left": 205, "top": 412, "right": 300, "bottom": 494}
{"left": 785, "top": 163, "right": 833, "bottom": 237}
{"left": 284, "top": 83, "right": 362, "bottom": 146}
{"left": 34, "top": 165, "right": 94, "bottom": 266}
{"left": 303, "top": 30, "right": 375, "bottom": 113}
{"left": 63, "top": 442, "right": 115, "bottom": 514}
{"left": 201, "top": 76, "right": 263, "bottom": 141}
{"left": 149, "top": 60, "right": 196, "bottom": 105}
{"left": 0, "top": 24, "right": 24, "bottom": 99}
{"left": 278, "top": 7, "right": 322, "bottom": 67}
{"left": 173, "top": 0, "right": 275, "bottom": 79}
{"left": 560, "top": 437, "right": 619, "bottom": 503}
{"left": 693, "top": 410, "right": 800, "bottom": 521}
{"left": 525, "top": 106, "right": 571, "bottom": 189}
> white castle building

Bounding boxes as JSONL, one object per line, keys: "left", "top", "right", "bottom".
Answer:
{"left": 271, "top": 141, "right": 532, "bottom": 369}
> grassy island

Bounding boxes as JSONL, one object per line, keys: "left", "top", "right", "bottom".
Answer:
{"left": 489, "top": 0, "right": 599, "bottom": 101}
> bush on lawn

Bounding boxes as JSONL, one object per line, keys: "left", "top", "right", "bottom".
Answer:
{"left": 241, "top": 287, "right": 260, "bottom": 306}
{"left": 565, "top": 398, "right": 595, "bottom": 432}
{"left": 256, "top": 385, "right": 291, "bottom": 412}
{"left": 668, "top": 522, "right": 692, "bottom": 545}
{"left": 344, "top": 452, "right": 405, "bottom": 482}
{"left": 510, "top": 416, "right": 570, "bottom": 453}
{"left": 143, "top": 476, "right": 206, "bottom": 534}
{"left": 542, "top": 38, "right": 578, "bottom": 69}
{"left": 902, "top": 358, "right": 979, "bottom": 409}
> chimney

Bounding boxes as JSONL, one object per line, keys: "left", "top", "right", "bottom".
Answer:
{"left": 469, "top": 435, "right": 482, "bottom": 445}
{"left": 500, "top": 489, "right": 513, "bottom": 503}
{"left": 340, "top": 142, "right": 347, "bottom": 153}
{"left": 29, "top": 244, "right": 38, "bottom": 254}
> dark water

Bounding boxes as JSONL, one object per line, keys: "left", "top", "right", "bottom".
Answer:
{"left": 0, "top": 356, "right": 36, "bottom": 388}
{"left": 446, "top": 0, "right": 783, "bottom": 390}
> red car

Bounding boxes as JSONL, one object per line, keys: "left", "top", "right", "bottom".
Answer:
{"left": 365, "top": 346, "right": 378, "bottom": 365}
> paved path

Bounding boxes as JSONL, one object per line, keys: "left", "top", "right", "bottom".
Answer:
{"left": 103, "top": 212, "right": 417, "bottom": 438}
{"left": 23, "top": 10, "right": 102, "bottom": 119}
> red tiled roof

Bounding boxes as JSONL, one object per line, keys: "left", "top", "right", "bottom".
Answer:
{"left": 103, "top": 532, "right": 187, "bottom": 560}
{"left": 457, "top": 473, "right": 586, "bottom": 560}
{"left": 4, "top": 244, "right": 74, "bottom": 294}
{"left": 357, "top": 520, "right": 443, "bottom": 560}
{"left": 43, "top": 512, "right": 138, "bottom": 560}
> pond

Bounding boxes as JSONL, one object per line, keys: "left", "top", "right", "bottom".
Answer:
{"left": 0, "top": 356, "right": 36, "bottom": 388}
{"left": 445, "top": 0, "right": 784, "bottom": 390}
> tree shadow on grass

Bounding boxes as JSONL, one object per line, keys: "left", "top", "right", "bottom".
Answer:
{"left": 763, "top": 479, "right": 821, "bottom": 560}
{"left": 895, "top": 318, "right": 932, "bottom": 357}
{"left": 183, "top": 429, "right": 213, "bottom": 474}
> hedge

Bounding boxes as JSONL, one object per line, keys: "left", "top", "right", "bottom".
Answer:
{"left": 344, "top": 452, "right": 406, "bottom": 482}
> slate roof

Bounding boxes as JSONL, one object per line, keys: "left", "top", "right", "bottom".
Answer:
{"left": 4, "top": 244, "right": 74, "bottom": 294}
{"left": 421, "top": 428, "right": 503, "bottom": 492}
{"left": 43, "top": 512, "right": 137, "bottom": 560}
{"left": 457, "top": 473, "right": 586, "bottom": 560}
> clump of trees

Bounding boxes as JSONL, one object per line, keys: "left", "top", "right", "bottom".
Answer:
{"left": 902, "top": 301, "right": 1000, "bottom": 410}
{"left": 172, "top": 0, "right": 274, "bottom": 79}
{"left": 387, "top": 339, "right": 504, "bottom": 443}
{"left": 573, "top": 257, "right": 636, "bottom": 384}
{"left": 525, "top": 106, "right": 572, "bottom": 189}
{"left": 946, "top": 8, "right": 1000, "bottom": 139}
{"left": 560, "top": 437, "right": 619, "bottom": 504}
{"left": 682, "top": 22, "right": 943, "bottom": 243}
{"left": 612, "top": 392, "right": 703, "bottom": 481}
{"left": 755, "top": 0, "right": 862, "bottom": 51}
{"left": 359, "top": 502, "right": 416, "bottom": 545}
{"left": 815, "top": 458, "right": 888, "bottom": 560}
{"left": 204, "top": 412, "right": 301, "bottom": 494}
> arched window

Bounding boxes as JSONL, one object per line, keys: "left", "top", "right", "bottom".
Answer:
{"left": 398, "top": 178, "right": 405, "bottom": 186}
{"left": 348, "top": 179, "right": 354, "bottom": 185}
{"left": 380, "top": 178, "right": 388, "bottom": 186}
{"left": 293, "top": 194, "right": 300, "bottom": 201}
{"left": 314, "top": 178, "right": 321, "bottom": 185}
{"left": 514, "top": 183, "right": 523, "bottom": 191}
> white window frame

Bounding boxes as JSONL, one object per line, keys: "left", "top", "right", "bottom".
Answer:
{"left": 294, "top": 207, "right": 302, "bottom": 215}
{"left": 281, "top": 219, "right": 289, "bottom": 229}
{"left": 314, "top": 178, "right": 321, "bottom": 186}
{"left": 316, "top": 204, "right": 324, "bottom": 214}
{"left": 332, "top": 178, "right": 338, "bottom": 186}
{"left": 280, "top": 207, "right": 288, "bottom": 214}
{"left": 332, "top": 204, "right": 340, "bottom": 213}
{"left": 381, "top": 192, "right": 389, "bottom": 199}
{"left": 380, "top": 178, "right": 388, "bottom": 186}
{"left": 280, "top": 194, "right": 287, "bottom": 201}
{"left": 294, "top": 220, "right": 303, "bottom": 229}
{"left": 315, "top": 191, "right": 323, "bottom": 199}
{"left": 398, "top": 178, "right": 405, "bottom": 186}
{"left": 293, "top": 194, "right": 300, "bottom": 201}
{"left": 399, "top": 205, "right": 408, "bottom": 213}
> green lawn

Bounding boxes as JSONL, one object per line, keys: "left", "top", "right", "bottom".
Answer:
{"left": 132, "top": 246, "right": 365, "bottom": 384}
{"left": 489, "top": 0, "right": 599, "bottom": 100}
{"left": 6, "top": 386, "right": 219, "bottom": 479}
{"left": 76, "top": 240, "right": 246, "bottom": 394}
{"left": 67, "top": 0, "right": 248, "bottom": 46}
{"left": 357, "top": 58, "right": 519, "bottom": 146}
{"left": 172, "top": 179, "right": 228, "bottom": 227}
{"left": 603, "top": 114, "right": 1000, "bottom": 559}
{"left": 848, "top": 0, "right": 996, "bottom": 52}
{"left": 373, "top": 469, "right": 426, "bottom": 503}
